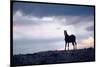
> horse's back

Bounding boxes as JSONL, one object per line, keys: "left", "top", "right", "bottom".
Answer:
{"left": 70, "top": 35, "right": 76, "bottom": 38}
{"left": 69, "top": 35, "right": 76, "bottom": 42}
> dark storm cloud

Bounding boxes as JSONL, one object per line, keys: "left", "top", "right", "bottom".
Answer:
{"left": 13, "top": 11, "right": 94, "bottom": 26}
{"left": 13, "top": 2, "right": 94, "bottom": 17}
{"left": 60, "top": 15, "right": 94, "bottom": 26}
{"left": 13, "top": 2, "right": 94, "bottom": 26}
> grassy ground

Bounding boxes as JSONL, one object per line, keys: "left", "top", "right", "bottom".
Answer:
{"left": 12, "top": 48, "right": 95, "bottom": 66}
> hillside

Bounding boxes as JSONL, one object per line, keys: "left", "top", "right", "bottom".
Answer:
{"left": 12, "top": 48, "right": 95, "bottom": 66}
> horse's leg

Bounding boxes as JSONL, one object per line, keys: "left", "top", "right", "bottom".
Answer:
{"left": 72, "top": 42, "right": 75, "bottom": 50}
{"left": 65, "top": 43, "right": 67, "bottom": 51}
{"left": 68, "top": 43, "right": 69, "bottom": 51}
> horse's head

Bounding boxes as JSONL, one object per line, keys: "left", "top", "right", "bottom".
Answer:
{"left": 64, "top": 30, "right": 68, "bottom": 35}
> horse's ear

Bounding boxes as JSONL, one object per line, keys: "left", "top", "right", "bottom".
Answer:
{"left": 64, "top": 30, "right": 67, "bottom": 33}
{"left": 64, "top": 30, "right": 66, "bottom": 33}
{"left": 64, "top": 30, "right": 67, "bottom": 35}
{"left": 64, "top": 30, "right": 68, "bottom": 35}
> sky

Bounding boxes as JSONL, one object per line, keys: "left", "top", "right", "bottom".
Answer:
{"left": 13, "top": 2, "right": 94, "bottom": 55}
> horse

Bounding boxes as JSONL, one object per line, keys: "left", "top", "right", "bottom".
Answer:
{"left": 64, "top": 30, "right": 77, "bottom": 51}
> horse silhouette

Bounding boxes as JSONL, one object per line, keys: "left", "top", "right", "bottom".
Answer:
{"left": 64, "top": 30, "right": 77, "bottom": 51}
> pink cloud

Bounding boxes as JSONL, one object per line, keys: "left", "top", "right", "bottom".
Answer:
{"left": 77, "top": 37, "right": 94, "bottom": 49}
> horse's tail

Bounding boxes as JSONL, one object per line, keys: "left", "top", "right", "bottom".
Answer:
{"left": 75, "top": 41, "right": 77, "bottom": 45}
{"left": 74, "top": 41, "right": 77, "bottom": 49}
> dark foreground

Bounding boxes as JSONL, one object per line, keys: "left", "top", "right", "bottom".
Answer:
{"left": 12, "top": 48, "right": 95, "bottom": 66}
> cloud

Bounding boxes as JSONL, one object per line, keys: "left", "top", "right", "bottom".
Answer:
{"left": 13, "top": 10, "right": 94, "bottom": 26}
{"left": 13, "top": 37, "right": 63, "bottom": 45}
{"left": 81, "top": 37, "right": 94, "bottom": 45}
{"left": 13, "top": 10, "right": 94, "bottom": 44}
{"left": 13, "top": 10, "right": 94, "bottom": 54}
{"left": 77, "top": 37, "right": 94, "bottom": 49}
{"left": 86, "top": 25, "right": 94, "bottom": 31}
{"left": 13, "top": 10, "right": 57, "bottom": 26}
{"left": 13, "top": 10, "right": 40, "bottom": 25}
